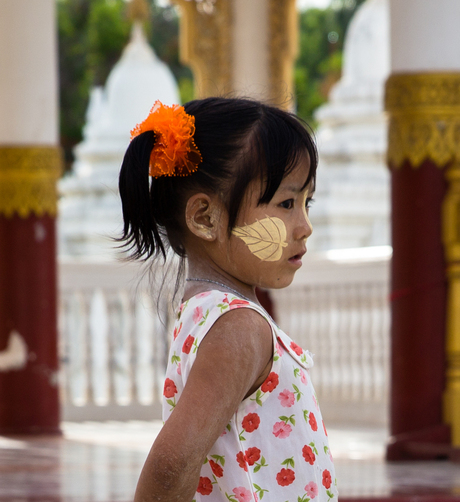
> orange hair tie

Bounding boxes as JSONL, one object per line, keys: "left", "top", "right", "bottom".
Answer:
{"left": 130, "top": 101, "right": 202, "bottom": 178}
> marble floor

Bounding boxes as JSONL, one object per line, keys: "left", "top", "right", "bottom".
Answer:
{"left": 0, "top": 421, "right": 459, "bottom": 502}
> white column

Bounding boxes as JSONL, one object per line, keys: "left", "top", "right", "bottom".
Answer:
{"left": 390, "top": 0, "right": 460, "bottom": 72}
{"left": 232, "top": 0, "right": 269, "bottom": 99}
{"left": 0, "top": 0, "right": 59, "bottom": 145}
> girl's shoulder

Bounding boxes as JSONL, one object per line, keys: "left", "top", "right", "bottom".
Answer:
{"left": 175, "top": 289, "right": 272, "bottom": 330}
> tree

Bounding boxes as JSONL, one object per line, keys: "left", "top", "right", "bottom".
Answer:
{"left": 57, "top": 0, "right": 192, "bottom": 171}
{"left": 294, "top": 0, "right": 366, "bottom": 126}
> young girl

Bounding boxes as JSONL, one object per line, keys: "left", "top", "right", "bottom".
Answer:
{"left": 119, "top": 98, "right": 337, "bottom": 502}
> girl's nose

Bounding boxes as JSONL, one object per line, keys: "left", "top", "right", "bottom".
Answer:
{"left": 294, "top": 212, "right": 313, "bottom": 241}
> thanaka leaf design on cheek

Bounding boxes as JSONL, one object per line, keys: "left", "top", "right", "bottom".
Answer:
{"left": 231, "top": 216, "right": 288, "bottom": 261}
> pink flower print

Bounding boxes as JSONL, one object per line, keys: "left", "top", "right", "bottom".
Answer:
{"left": 278, "top": 389, "right": 295, "bottom": 407}
{"left": 232, "top": 486, "right": 252, "bottom": 502}
{"left": 322, "top": 420, "right": 328, "bottom": 436}
{"left": 254, "top": 492, "right": 258, "bottom": 502}
{"left": 299, "top": 369, "right": 307, "bottom": 385}
{"left": 275, "top": 342, "right": 283, "bottom": 357}
{"left": 196, "top": 291, "right": 211, "bottom": 298}
{"left": 305, "top": 481, "right": 319, "bottom": 499}
{"left": 313, "top": 394, "right": 319, "bottom": 411}
{"left": 290, "top": 341, "right": 303, "bottom": 356}
{"left": 176, "top": 362, "right": 181, "bottom": 375}
{"left": 193, "top": 306, "right": 203, "bottom": 324}
{"left": 272, "top": 421, "right": 292, "bottom": 438}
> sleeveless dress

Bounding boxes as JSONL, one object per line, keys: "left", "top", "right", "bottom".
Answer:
{"left": 162, "top": 290, "right": 338, "bottom": 502}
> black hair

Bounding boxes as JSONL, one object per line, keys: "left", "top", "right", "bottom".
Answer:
{"left": 118, "top": 97, "right": 317, "bottom": 262}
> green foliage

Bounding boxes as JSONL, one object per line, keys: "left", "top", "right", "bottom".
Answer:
{"left": 294, "top": 0, "right": 366, "bottom": 126}
{"left": 57, "top": 0, "right": 192, "bottom": 171}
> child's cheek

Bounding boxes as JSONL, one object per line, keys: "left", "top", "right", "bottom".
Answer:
{"left": 231, "top": 216, "right": 287, "bottom": 262}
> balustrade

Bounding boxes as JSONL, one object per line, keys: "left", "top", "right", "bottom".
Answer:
{"left": 59, "top": 247, "right": 391, "bottom": 425}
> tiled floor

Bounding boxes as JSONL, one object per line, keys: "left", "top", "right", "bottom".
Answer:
{"left": 0, "top": 421, "right": 459, "bottom": 501}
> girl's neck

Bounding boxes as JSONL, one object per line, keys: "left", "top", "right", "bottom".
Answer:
{"left": 184, "top": 263, "right": 259, "bottom": 304}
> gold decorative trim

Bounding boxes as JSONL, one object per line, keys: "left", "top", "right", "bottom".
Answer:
{"left": 268, "top": 0, "right": 298, "bottom": 109}
{"left": 385, "top": 73, "right": 460, "bottom": 168}
{"left": 0, "top": 146, "right": 62, "bottom": 218}
{"left": 174, "top": 0, "right": 233, "bottom": 98}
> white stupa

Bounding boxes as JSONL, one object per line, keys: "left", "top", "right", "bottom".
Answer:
{"left": 308, "top": 0, "right": 390, "bottom": 251}
{"left": 59, "top": 14, "right": 180, "bottom": 259}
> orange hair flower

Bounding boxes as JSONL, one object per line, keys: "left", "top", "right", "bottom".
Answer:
{"left": 130, "top": 101, "right": 202, "bottom": 178}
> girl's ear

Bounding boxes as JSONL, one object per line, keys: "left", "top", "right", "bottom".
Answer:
{"left": 185, "top": 193, "right": 222, "bottom": 241}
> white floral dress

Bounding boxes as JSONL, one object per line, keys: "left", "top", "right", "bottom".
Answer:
{"left": 163, "top": 290, "right": 338, "bottom": 502}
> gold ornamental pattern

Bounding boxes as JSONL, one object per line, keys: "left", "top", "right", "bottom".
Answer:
{"left": 268, "top": 0, "right": 298, "bottom": 108}
{"left": 385, "top": 73, "right": 460, "bottom": 168}
{"left": 0, "top": 146, "right": 62, "bottom": 218}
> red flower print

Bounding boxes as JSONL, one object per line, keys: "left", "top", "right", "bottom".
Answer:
{"left": 193, "top": 306, "right": 203, "bottom": 324}
{"left": 322, "top": 420, "right": 328, "bottom": 436}
{"left": 309, "top": 412, "right": 318, "bottom": 431}
{"left": 173, "top": 322, "right": 182, "bottom": 340}
{"left": 278, "top": 389, "right": 295, "bottom": 407}
{"left": 232, "top": 486, "right": 252, "bottom": 502}
{"left": 244, "top": 447, "right": 261, "bottom": 466}
{"left": 272, "top": 421, "right": 292, "bottom": 439}
{"left": 236, "top": 451, "right": 248, "bottom": 471}
{"left": 229, "top": 299, "right": 250, "bottom": 309}
{"left": 322, "top": 469, "right": 332, "bottom": 489}
{"left": 209, "top": 459, "right": 223, "bottom": 478}
{"left": 242, "top": 413, "right": 260, "bottom": 433}
{"left": 302, "top": 445, "right": 316, "bottom": 465}
{"left": 305, "top": 481, "right": 319, "bottom": 499}
{"left": 276, "top": 468, "right": 295, "bottom": 486}
{"left": 182, "top": 334, "right": 195, "bottom": 354}
{"left": 197, "top": 476, "right": 213, "bottom": 495}
{"left": 261, "top": 372, "right": 279, "bottom": 393}
{"left": 163, "top": 378, "right": 177, "bottom": 398}
{"left": 290, "top": 341, "right": 303, "bottom": 356}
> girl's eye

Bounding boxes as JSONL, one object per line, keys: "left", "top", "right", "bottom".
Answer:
{"left": 280, "top": 199, "right": 294, "bottom": 209}
{"left": 306, "top": 197, "right": 315, "bottom": 209}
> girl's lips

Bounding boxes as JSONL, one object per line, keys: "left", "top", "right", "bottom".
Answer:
{"left": 288, "top": 249, "right": 306, "bottom": 265}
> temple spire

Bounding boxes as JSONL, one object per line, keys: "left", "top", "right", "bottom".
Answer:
{"left": 128, "top": 0, "right": 150, "bottom": 24}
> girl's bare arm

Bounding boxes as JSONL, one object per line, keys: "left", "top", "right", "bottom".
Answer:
{"left": 134, "top": 308, "right": 273, "bottom": 502}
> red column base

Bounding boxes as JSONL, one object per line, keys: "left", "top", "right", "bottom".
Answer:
{"left": 387, "top": 423, "right": 451, "bottom": 461}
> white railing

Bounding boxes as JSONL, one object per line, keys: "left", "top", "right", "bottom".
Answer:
{"left": 58, "top": 247, "right": 391, "bottom": 425}
{"left": 271, "top": 247, "right": 391, "bottom": 426}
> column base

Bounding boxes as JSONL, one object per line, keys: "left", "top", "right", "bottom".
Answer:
{"left": 387, "top": 423, "right": 451, "bottom": 460}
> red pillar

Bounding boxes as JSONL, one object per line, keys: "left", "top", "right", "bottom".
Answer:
{"left": 384, "top": 73, "right": 460, "bottom": 459}
{"left": 387, "top": 160, "right": 450, "bottom": 459}
{"left": 0, "top": 214, "right": 60, "bottom": 434}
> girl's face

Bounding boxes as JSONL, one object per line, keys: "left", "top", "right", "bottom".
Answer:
{"left": 215, "top": 157, "right": 314, "bottom": 290}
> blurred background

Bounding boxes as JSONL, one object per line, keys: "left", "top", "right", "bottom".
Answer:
{"left": 1, "top": 0, "right": 460, "bottom": 500}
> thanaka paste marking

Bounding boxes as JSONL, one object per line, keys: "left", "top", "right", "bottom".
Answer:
{"left": 232, "top": 216, "right": 288, "bottom": 261}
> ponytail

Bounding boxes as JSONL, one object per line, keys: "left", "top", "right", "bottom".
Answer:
{"left": 118, "top": 131, "right": 166, "bottom": 260}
